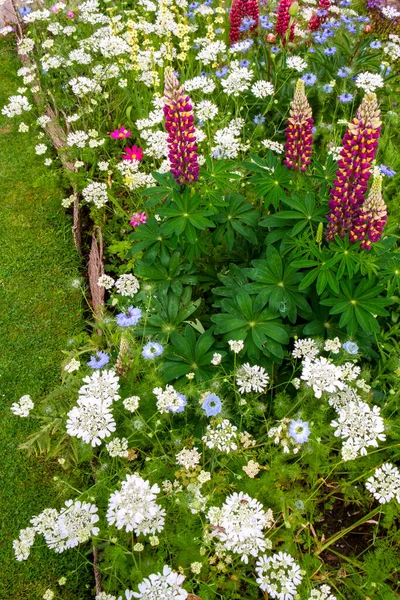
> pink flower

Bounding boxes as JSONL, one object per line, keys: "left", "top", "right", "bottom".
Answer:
{"left": 110, "top": 127, "right": 131, "bottom": 140}
{"left": 129, "top": 212, "right": 147, "bottom": 227}
{"left": 123, "top": 145, "right": 143, "bottom": 162}
{"left": 66, "top": 10, "right": 74, "bottom": 18}
{"left": 51, "top": 5, "right": 59, "bottom": 13}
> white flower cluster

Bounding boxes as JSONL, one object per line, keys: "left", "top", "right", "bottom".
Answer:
{"left": 221, "top": 65, "right": 254, "bottom": 96}
{"left": 64, "top": 358, "right": 80, "bottom": 373}
{"left": 2, "top": 95, "right": 32, "bottom": 117}
{"left": 301, "top": 356, "right": 346, "bottom": 398}
{"left": 14, "top": 500, "right": 99, "bottom": 559}
{"left": 331, "top": 400, "right": 386, "bottom": 460}
{"left": 262, "top": 139, "right": 285, "bottom": 154}
{"left": 196, "top": 100, "right": 218, "bottom": 122}
{"left": 106, "top": 473, "right": 165, "bottom": 535}
{"left": 212, "top": 118, "right": 245, "bottom": 159}
{"left": 251, "top": 80, "right": 274, "bottom": 98}
{"left": 67, "top": 130, "right": 89, "bottom": 148}
{"left": 69, "top": 76, "right": 102, "bottom": 96}
{"left": 106, "top": 437, "right": 129, "bottom": 458}
{"left": 129, "top": 565, "right": 188, "bottom": 600}
{"left": 365, "top": 463, "right": 400, "bottom": 504}
{"left": 10, "top": 394, "right": 34, "bottom": 417}
{"left": 153, "top": 385, "right": 185, "bottom": 414}
{"left": 355, "top": 72, "right": 384, "bottom": 93}
{"left": 176, "top": 447, "right": 201, "bottom": 470}
{"left": 236, "top": 363, "right": 270, "bottom": 394}
{"left": 286, "top": 56, "right": 308, "bottom": 72}
{"left": 82, "top": 182, "right": 109, "bottom": 209}
{"left": 292, "top": 338, "right": 320, "bottom": 359}
{"left": 66, "top": 370, "right": 120, "bottom": 446}
{"left": 308, "top": 584, "right": 337, "bottom": 600}
{"left": 123, "top": 396, "right": 140, "bottom": 412}
{"left": 256, "top": 552, "right": 303, "bottom": 599}
{"left": 196, "top": 40, "right": 227, "bottom": 65}
{"left": 184, "top": 76, "right": 216, "bottom": 94}
{"left": 97, "top": 274, "right": 115, "bottom": 289}
{"left": 207, "top": 492, "right": 273, "bottom": 563}
{"left": 115, "top": 274, "right": 140, "bottom": 296}
{"left": 384, "top": 34, "right": 400, "bottom": 61}
{"left": 202, "top": 419, "right": 239, "bottom": 453}
{"left": 324, "top": 337, "right": 341, "bottom": 354}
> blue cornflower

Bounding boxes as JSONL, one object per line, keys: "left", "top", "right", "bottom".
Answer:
{"left": 312, "top": 126, "right": 317, "bottom": 134}
{"left": 142, "top": 342, "right": 164, "bottom": 359}
{"left": 254, "top": 114, "right": 265, "bottom": 124}
{"left": 259, "top": 15, "right": 273, "bottom": 29}
{"left": 19, "top": 6, "right": 31, "bottom": 15}
{"left": 302, "top": 73, "right": 317, "bottom": 86}
{"left": 216, "top": 66, "right": 228, "bottom": 78}
{"left": 215, "top": 28, "right": 223, "bottom": 34}
{"left": 240, "top": 59, "right": 250, "bottom": 68}
{"left": 324, "top": 46, "right": 336, "bottom": 56}
{"left": 340, "top": 15, "right": 351, "bottom": 24}
{"left": 337, "top": 67, "right": 351, "bottom": 78}
{"left": 270, "top": 46, "right": 280, "bottom": 54}
{"left": 187, "top": 11, "right": 194, "bottom": 18}
{"left": 239, "top": 17, "right": 255, "bottom": 31}
{"left": 322, "top": 84, "right": 333, "bottom": 93}
{"left": 168, "top": 393, "right": 187, "bottom": 414}
{"left": 116, "top": 306, "right": 142, "bottom": 327}
{"left": 340, "top": 0, "right": 352, "bottom": 5}
{"left": 87, "top": 351, "right": 110, "bottom": 369}
{"left": 357, "top": 16, "right": 370, "bottom": 22}
{"left": 202, "top": 393, "right": 222, "bottom": 417}
{"left": 314, "top": 32, "right": 329, "bottom": 44}
{"left": 309, "top": 47, "right": 316, "bottom": 53}
{"left": 316, "top": 9, "right": 328, "bottom": 16}
{"left": 343, "top": 341, "right": 359, "bottom": 354}
{"left": 346, "top": 25, "right": 357, "bottom": 34}
{"left": 370, "top": 40, "right": 382, "bottom": 49}
{"left": 380, "top": 164, "right": 396, "bottom": 177}
{"left": 289, "top": 419, "right": 310, "bottom": 444}
{"left": 203, "top": 0, "right": 212, "bottom": 5}
{"left": 189, "top": 2, "right": 199, "bottom": 8}
{"left": 339, "top": 93, "right": 354, "bottom": 103}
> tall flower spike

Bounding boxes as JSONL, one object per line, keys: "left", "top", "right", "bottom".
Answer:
{"left": 275, "top": 0, "right": 293, "bottom": 41}
{"left": 229, "top": 0, "right": 259, "bottom": 45}
{"left": 326, "top": 93, "right": 381, "bottom": 242}
{"left": 351, "top": 175, "right": 387, "bottom": 249}
{"left": 163, "top": 68, "right": 199, "bottom": 185}
{"left": 283, "top": 79, "right": 314, "bottom": 172}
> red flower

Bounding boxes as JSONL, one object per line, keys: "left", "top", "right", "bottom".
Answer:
{"left": 122, "top": 145, "right": 143, "bottom": 162}
{"left": 110, "top": 127, "right": 131, "bottom": 139}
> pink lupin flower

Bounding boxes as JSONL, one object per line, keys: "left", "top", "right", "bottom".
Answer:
{"left": 163, "top": 68, "right": 199, "bottom": 185}
{"left": 129, "top": 212, "right": 147, "bottom": 227}
{"left": 326, "top": 93, "right": 381, "bottom": 243}
{"left": 229, "top": 0, "right": 259, "bottom": 45}
{"left": 110, "top": 127, "right": 131, "bottom": 140}
{"left": 283, "top": 79, "right": 314, "bottom": 172}
{"left": 351, "top": 175, "right": 387, "bottom": 249}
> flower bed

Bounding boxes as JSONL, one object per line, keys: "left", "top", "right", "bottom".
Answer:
{"left": 2, "top": 0, "right": 400, "bottom": 598}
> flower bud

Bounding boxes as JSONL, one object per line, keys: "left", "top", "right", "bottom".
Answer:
{"left": 266, "top": 33, "right": 276, "bottom": 43}
{"left": 289, "top": 1, "right": 299, "bottom": 16}
{"left": 364, "top": 24, "right": 372, "bottom": 33}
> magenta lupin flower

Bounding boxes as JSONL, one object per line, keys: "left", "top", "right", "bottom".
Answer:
{"left": 326, "top": 93, "right": 381, "bottom": 243}
{"left": 351, "top": 175, "right": 387, "bottom": 249}
{"left": 283, "top": 80, "right": 313, "bottom": 173}
{"left": 163, "top": 68, "right": 199, "bottom": 185}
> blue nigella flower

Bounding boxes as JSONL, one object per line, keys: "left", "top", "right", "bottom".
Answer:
{"left": 339, "top": 93, "right": 354, "bottom": 103}
{"left": 203, "top": 0, "right": 212, "bottom": 5}
{"left": 309, "top": 47, "right": 316, "bottom": 53}
{"left": 302, "top": 73, "right": 317, "bottom": 86}
{"left": 340, "top": 0, "right": 352, "bottom": 5}
{"left": 254, "top": 114, "right": 265, "bottom": 125}
{"left": 189, "top": 2, "right": 199, "bottom": 8}
{"left": 312, "top": 126, "right": 317, "bottom": 134}
{"left": 322, "top": 84, "right": 333, "bottom": 93}
{"left": 343, "top": 341, "right": 359, "bottom": 354}
{"left": 324, "top": 46, "right": 336, "bottom": 55}
{"left": 346, "top": 25, "right": 357, "bottom": 34}
{"left": 116, "top": 306, "right": 142, "bottom": 327}
{"left": 337, "top": 67, "right": 351, "bottom": 78}
{"left": 259, "top": 15, "right": 273, "bottom": 29}
{"left": 314, "top": 32, "right": 329, "bottom": 44}
{"left": 239, "top": 17, "right": 255, "bottom": 32}
{"left": 379, "top": 164, "right": 396, "bottom": 177}
{"left": 289, "top": 419, "right": 310, "bottom": 444}
{"left": 202, "top": 393, "right": 222, "bottom": 417}
{"left": 168, "top": 393, "right": 187, "bottom": 413}
{"left": 317, "top": 9, "right": 328, "bottom": 16}
{"left": 216, "top": 66, "right": 228, "bottom": 78}
{"left": 142, "top": 342, "right": 164, "bottom": 359}
{"left": 19, "top": 6, "right": 31, "bottom": 15}
{"left": 240, "top": 59, "right": 250, "bottom": 68}
{"left": 370, "top": 40, "right": 382, "bottom": 49}
{"left": 187, "top": 11, "right": 194, "bottom": 18}
{"left": 87, "top": 351, "right": 110, "bottom": 369}
{"left": 271, "top": 46, "right": 280, "bottom": 54}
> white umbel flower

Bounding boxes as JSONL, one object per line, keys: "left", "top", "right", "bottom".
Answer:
{"left": 106, "top": 437, "right": 129, "bottom": 458}
{"left": 106, "top": 473, "right": 165, "bottom": 535}
{"left": 301, "top": 356, "right": 346, "bottom": 398}
{"left": 207, "top": 492, "right": 273, "bottom": 563}
{"left": 292, "top": 338, "right": 320, "bottom": 359}
{"left": 176, "top": 447, "right": 201, "bottom": 470}
{"left": 202, "top": 419, "right": 239, "bottom": 453}
{"left": 82, "top": 182, "right": 109, "bottom": 209}
{"left": 355, "top": 72, "right": 384, "bottom": 93}
{"left": 11, "top": 395, "right": 34, "bottom": 417}
{"left": 128, "top": 565, "right": 188, "bottom": 600}
{"left": 256, "top": 552, "right": 303, "bottom": 599}
{"left": 365, "top": 463, "right": 400, "bottom": 504}
{"left": 251, "top": 80, "right": 274, "bottom": 98}
{"left": 308, "top": 584, "right": 337, "bottom": 600}
{"left": 331, "top": 401, "right": 386, "bottom": 460}
{"left": 286, "top": 56, "right": 308, "bottom": 72}
{"left": 236, "top": 363, "right": 269, "bottom": 394}
{"left": 115, "top": 274, "right": 140, "bottom": 296}
{"left": 228, "top": 339, "right": 244, "bottom": 353}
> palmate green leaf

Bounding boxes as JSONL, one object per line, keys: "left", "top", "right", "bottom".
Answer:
{"left": 259, "top": 192, "right": 326, "bottom": 240}
{"left": 158, "top": 186, "right": 215, "bottom": 241}
{"left": 127, "top": 217, "right": 173, "bottom": 263}
{"left": 320, "top": 277, "right": 391, "bottom": 335}
{"left": 242, "top": 153, "right": 291, "bottom": 209}
{"left": 135, "top": 250, "right": 197, "bottom": 295}
{"left": 163, "top": 326, "right": 218, "bottom": 382}
{"left": 211, "top": 291, "right": 289, "bottom": 362}
{"left": 212, "top": 194, "right": 259, "bottom": 250}
{"left": 136, "top": 289, "right": 201, "bottom": 337}
{"left": 142, "top": 171, "right": 178, "bottom": 207}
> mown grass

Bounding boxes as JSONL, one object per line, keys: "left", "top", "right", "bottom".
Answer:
{"left": 0, "top": 39, "right": 92, "bottom": 598}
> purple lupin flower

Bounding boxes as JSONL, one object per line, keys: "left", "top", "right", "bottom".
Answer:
{"left": 163, "top": 68, "right": 199, "bottom": 185}
{"left": 283, "top": 79, "right": 314, "bottom": 172}
{"left": 351, "top": 175, "right": 387, "bottom": 249}
{"left": 326, "top": 93, "right": 381, "bottom": 242}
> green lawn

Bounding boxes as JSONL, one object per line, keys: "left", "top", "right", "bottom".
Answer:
{"left": 0, "top": 40, "right": 91, "bottom": 598}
